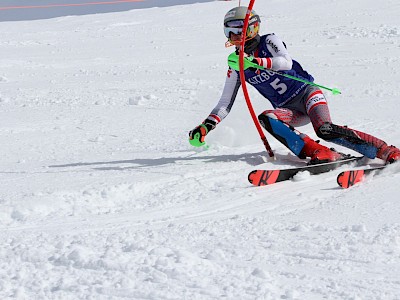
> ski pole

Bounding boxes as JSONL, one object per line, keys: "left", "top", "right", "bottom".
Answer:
{"left": 228, "top": 53, "right": 342, "bottom": 95}
{"left": 238, "top": 0, "right": 274, "bottom": 157}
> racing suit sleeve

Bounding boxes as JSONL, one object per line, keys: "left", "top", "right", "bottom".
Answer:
{"left": 256, "top": 34, "right": 293, "bottom": 71}
{"left": 205, "top": 68, "right": 241, "bottom": 125}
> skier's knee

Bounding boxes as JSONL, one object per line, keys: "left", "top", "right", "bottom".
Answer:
{"left": 258, "top": 111, "right": 277, "bottom": 133}
{"left": 316, "top": 122, "right": 337, "bottom": 140}
{"left": 316, "top": 122, "right": 358, "bottom": 141}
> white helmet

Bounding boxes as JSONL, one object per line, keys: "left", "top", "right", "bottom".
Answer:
{"left": 223, "top": 6, "right": 261, "bottom": 41}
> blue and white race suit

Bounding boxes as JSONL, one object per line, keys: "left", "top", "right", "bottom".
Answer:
{"left": 206, "top": 34, "right": 314, "bottom": 125}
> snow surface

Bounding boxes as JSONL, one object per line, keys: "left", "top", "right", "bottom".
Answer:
{"left": 1, "top": 0, "right": 400, "bottom": 299}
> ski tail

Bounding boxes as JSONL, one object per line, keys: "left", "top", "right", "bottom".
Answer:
{"left": 248, "top": 170, "right": 281, "bottom": 186}
{"left": 337, "top": 170, "right": 366, "bottom": 188}
{"left": 337, "top": 166, "right": 387, "bottom": 189}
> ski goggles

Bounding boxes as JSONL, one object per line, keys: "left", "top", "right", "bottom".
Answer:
{"left": 224, "top": 17, "right": 260, "bottom": 39}
{"left": 224, "top": 20, "right": 244, "bottom": 38}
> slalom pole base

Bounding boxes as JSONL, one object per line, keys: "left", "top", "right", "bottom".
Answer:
{"left": 262, "top": 138, "right": 274, "bottom": 157}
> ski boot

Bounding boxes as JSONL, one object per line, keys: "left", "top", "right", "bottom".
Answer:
{"left": 301, "top": 136, "right": 344, "bottom": 165}
{"left": 377, "top": 145, "right": 400, "bottom": 164}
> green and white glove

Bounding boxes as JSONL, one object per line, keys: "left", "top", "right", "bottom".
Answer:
{"left": 227, "top": 52, "right": 264, "bottom": 71}
{"left": 189, "top": 120, "right": 216, "bottom": 147}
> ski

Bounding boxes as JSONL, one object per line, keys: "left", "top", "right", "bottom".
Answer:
{"left": 248, "top": 156, "right": 362, "bottom": 187}
{"left": 336, "top": 166, "right": 387, "bottom": 189}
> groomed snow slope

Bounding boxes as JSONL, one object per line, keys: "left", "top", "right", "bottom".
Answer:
{"left": 0, "top": 0, "right": 399, "bottom": 299}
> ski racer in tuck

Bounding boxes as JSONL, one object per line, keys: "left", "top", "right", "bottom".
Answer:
{"left": 189, "top": 6, "right": 400, "bottom": 164}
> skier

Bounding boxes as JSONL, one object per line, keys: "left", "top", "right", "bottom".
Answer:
{"left": 189, "top": 6, "right": 400, "bottom": 164}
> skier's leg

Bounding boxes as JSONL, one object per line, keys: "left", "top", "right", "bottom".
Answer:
{"left": 306, "top": 90, "right": 400, "bottom": 163}
{"left": 260, "top": 108, "right": 309, "bottom": 128}
{"left": 258, "top": 109, "right": 307, "bottom": 157}
{"left": 316, "top": 122, "right": 400, "bottom": 163}
{"left": 258, "top": 108, "right": 343, "bottom": 164}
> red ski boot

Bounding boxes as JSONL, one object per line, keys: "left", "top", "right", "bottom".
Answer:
{"left": 377, "top": 145, "right": 400, "bottom": 164}
{"left": 301, "top": 135, "right": 344, "bottom": 165}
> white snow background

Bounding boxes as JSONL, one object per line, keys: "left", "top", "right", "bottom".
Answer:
{"left": 1, "top": 0, "right": 400, "bottom": 299}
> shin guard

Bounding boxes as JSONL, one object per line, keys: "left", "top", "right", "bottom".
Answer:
{"left": 316, "top": 122, "right": 383, "bottom": 158}
{"left": 258, "top": 113, "right": 306, "bottom": 158}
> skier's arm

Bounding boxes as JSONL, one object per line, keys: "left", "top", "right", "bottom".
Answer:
{"left": 206, "top": 69, "right": 241, "bottom": 126}
{"left": 253, "top": 34, "right": 293, "bottom": 71}
{"left": 189, "top": 69, "right": 241, "bottom": 146}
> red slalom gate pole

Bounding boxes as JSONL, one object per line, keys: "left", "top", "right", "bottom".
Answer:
{"left": 239, "top": 0, "right": 274, "bottom": 157}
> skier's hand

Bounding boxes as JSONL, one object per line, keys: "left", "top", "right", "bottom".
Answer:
{"left": 189, "top": 120, "right": 216, "bottom": 147}
{"left": 228, "top": 52, "right": 271, "bottom": 71}
{"left": 228, "top": 53, "right": 261, "bottom": 71}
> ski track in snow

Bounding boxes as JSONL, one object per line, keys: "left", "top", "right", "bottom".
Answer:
{"left": 1, "top": 0, "right": 400, "bottom": 299}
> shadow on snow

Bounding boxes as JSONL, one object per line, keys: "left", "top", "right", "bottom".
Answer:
{"left": 48, "top": 152, "right": 304, "bottom": 171}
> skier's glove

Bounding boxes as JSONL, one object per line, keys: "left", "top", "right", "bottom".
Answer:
{"left": 189, "top": 120, "right": 216, "bottom": 147}
{"left": 228, "top": 53, "right": 258, "bottom": 71}
{"left": 227, "top": 52, "right": 270, "bottom": 71}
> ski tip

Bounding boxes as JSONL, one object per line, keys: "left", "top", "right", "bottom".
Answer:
{"left": 248, "top": 169, "right": 281, "bottom": 186}
{"left": 337, "top": 170, "right": 365, "bottom": 189}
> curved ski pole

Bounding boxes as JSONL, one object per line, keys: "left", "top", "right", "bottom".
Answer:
{"left": 229, "top": 53, "right": 341, "bottom": 95}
